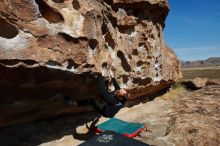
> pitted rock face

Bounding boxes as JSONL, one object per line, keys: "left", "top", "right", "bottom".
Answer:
{"left": 0, "top": 0, "right": 181, "bottom": 127}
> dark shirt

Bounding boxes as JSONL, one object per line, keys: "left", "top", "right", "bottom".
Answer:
{"left": 97, "top": 77, "right": 126, "bottom": 106}
{"left": 92, "top": 76, "right": 127, "bottom": 117}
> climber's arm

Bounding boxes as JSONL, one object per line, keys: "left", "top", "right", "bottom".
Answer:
{"left": 112, "top": 78, "right": 120, "bottom": 90}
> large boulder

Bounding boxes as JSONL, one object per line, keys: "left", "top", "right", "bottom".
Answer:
{"left": 0, "top": 0, "right": 181, "bottom": 127}
{"left": 183, "top": 78, "right": 207, "bottom": 90}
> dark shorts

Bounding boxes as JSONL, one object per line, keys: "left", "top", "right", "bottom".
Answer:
{"left": 101, "top": 104, "right": 124, "bottom": 118}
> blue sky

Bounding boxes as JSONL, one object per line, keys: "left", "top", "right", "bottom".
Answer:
{"left": 164, "top": 0, "right": 220, "bottom": 61}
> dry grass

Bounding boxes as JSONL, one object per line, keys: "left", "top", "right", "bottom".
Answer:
{"left": 160, "top": 83, "right": 186, "bottom": 100}
{"left": 181, "top": 68, "right": 220, "bottom": 80}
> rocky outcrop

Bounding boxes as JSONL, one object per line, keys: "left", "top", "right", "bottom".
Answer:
{"left": 0, "top": 0, "right": 181, "bottom": 127}
{"left": 183, "top": 78, "right": 207, "bottom": 90}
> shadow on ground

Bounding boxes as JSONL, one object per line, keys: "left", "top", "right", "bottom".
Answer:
{"left": 0, "top": 112, "right": 100, "bottom": 146}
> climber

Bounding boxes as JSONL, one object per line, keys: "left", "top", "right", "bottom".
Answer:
{"left": 90, "top": 75, "right": 130, "bottom": 118}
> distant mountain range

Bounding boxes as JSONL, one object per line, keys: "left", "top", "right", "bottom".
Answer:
{"left": 181, "top": 57, "right": 220, "bottom": 68}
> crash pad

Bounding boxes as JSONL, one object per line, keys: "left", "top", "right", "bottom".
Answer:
{"left": 78, "top": 130, "right": 149, "bottom": 146}
{"left": 96, "top": 118, "right": 146, "bottom": 138}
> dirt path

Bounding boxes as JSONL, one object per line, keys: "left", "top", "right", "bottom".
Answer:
{"left": 0, "top": 85, "right": 219, "bottom": 146}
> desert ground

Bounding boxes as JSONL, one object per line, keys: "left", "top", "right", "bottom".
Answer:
{"left": 0, "top": 67, "right": 219, "bottom": 146}
{"left": 181, "top": 66, "right": 220, "bottom": 80}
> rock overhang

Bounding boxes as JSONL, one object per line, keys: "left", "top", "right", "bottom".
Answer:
{"left": 0, "top": 0, "right": 180, "bottom": 127}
